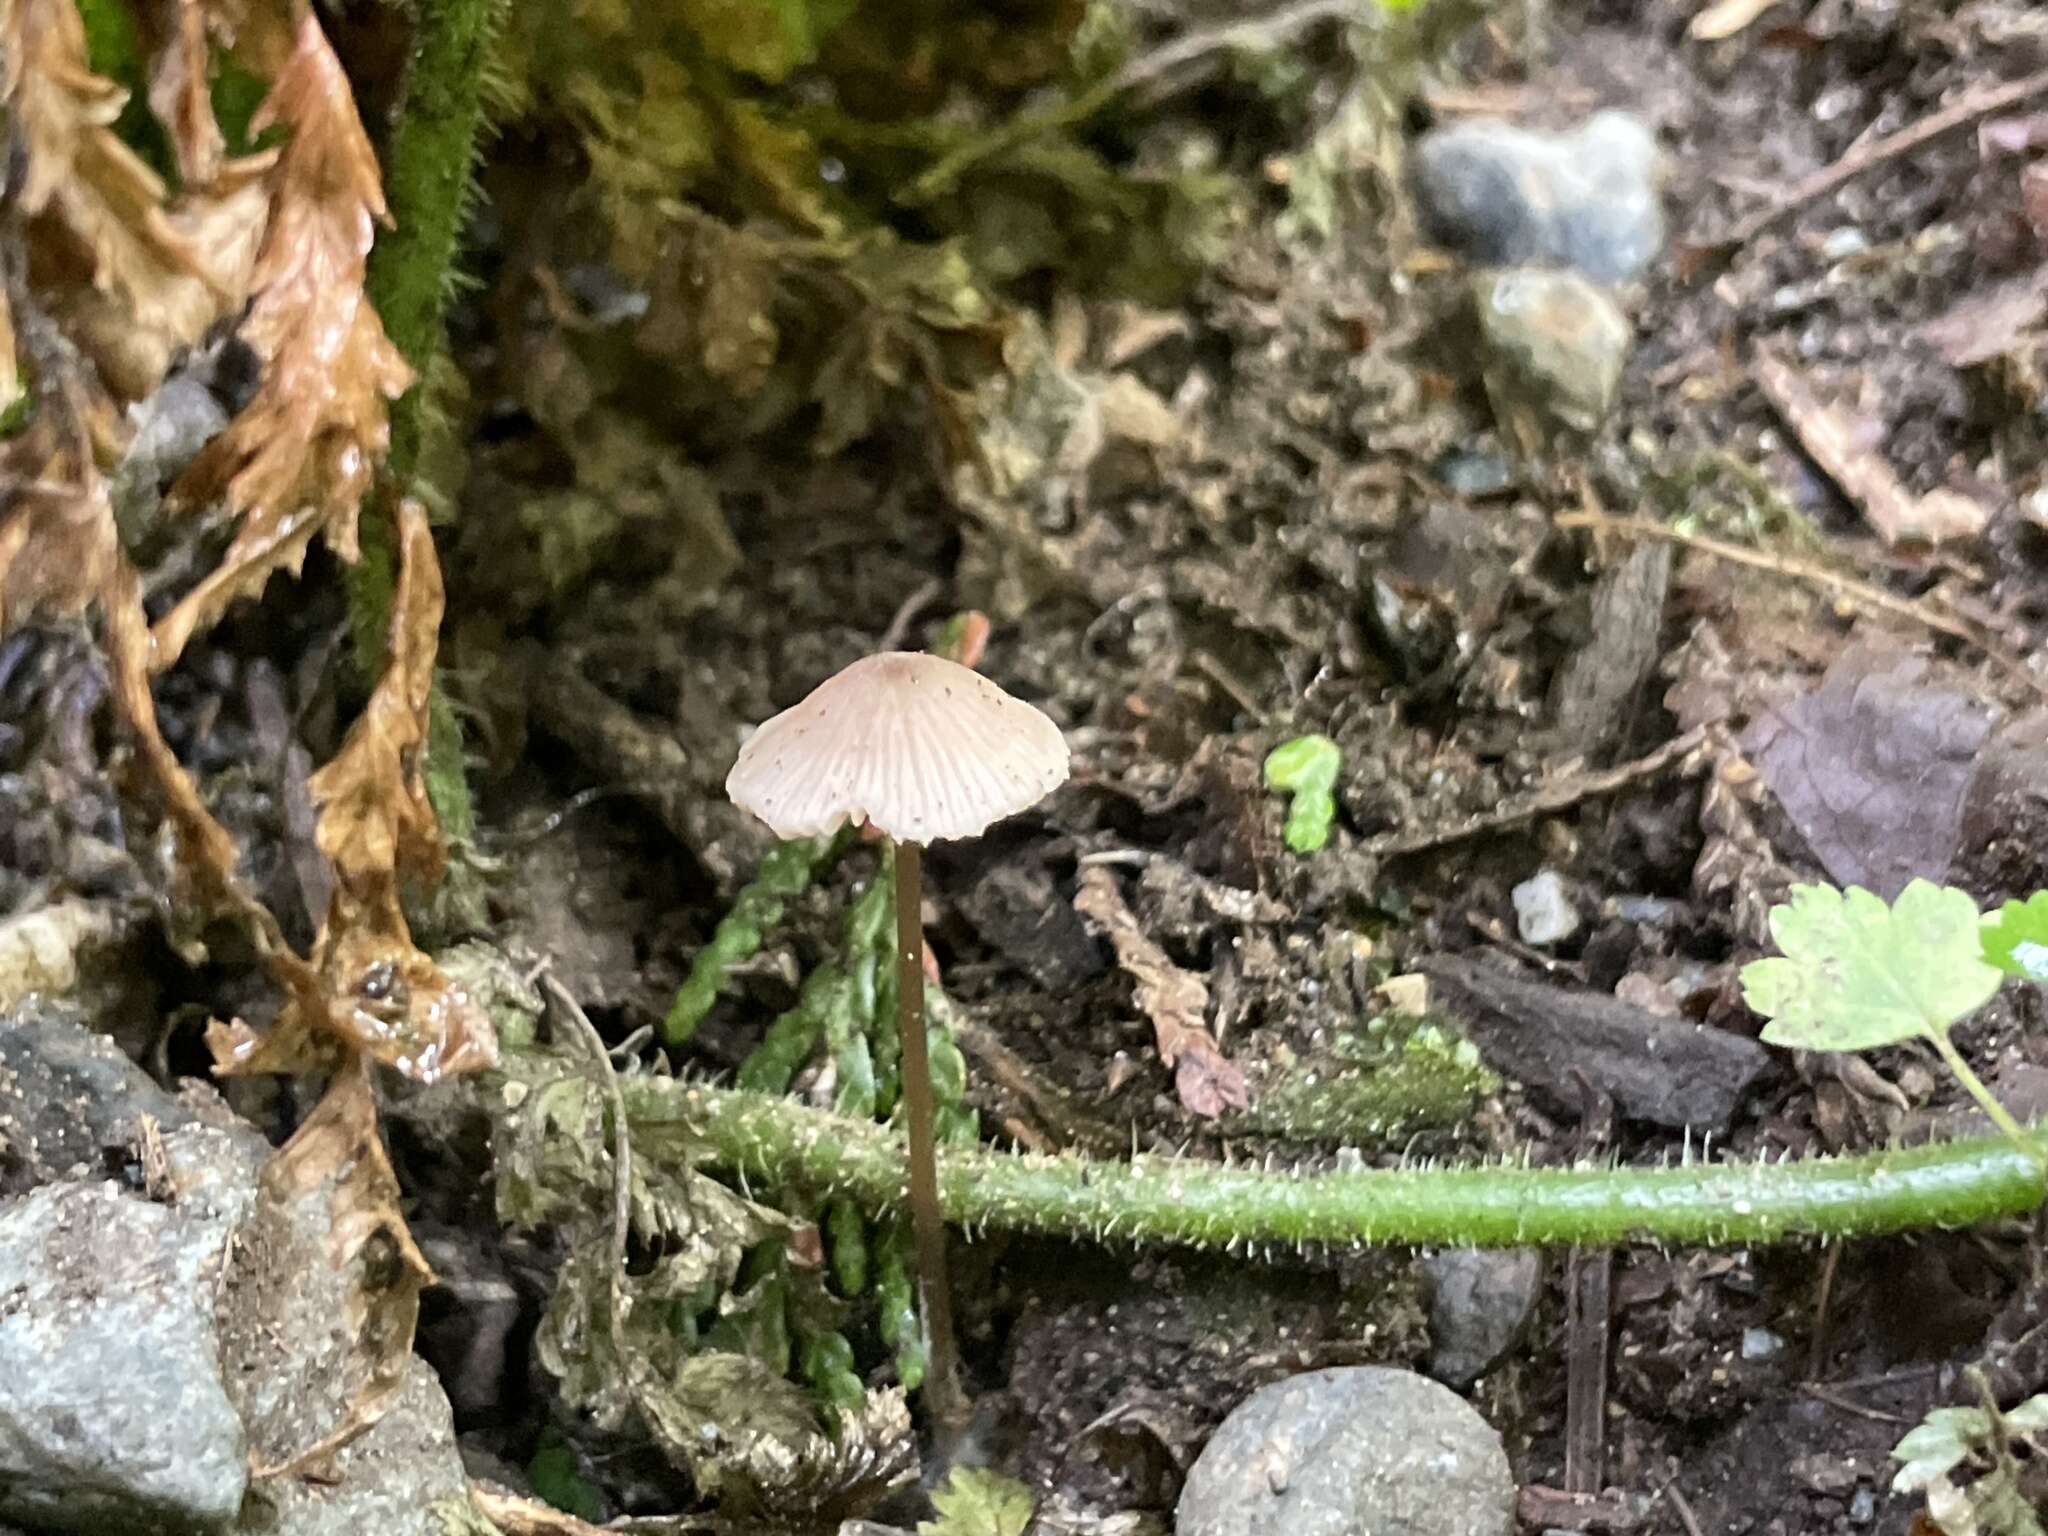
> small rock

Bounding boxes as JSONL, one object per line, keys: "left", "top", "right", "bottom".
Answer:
{"left": 252, "top": 1359, "right": 482, "bottom": 1536}
{"left": 1475, "top": 269, "right": 1632, "bottom": 456}
{"left": 110, "top": 374, "right": 230, "bottom": 539}
{"left": 1432, "top": 447, "right": 1517, "bottom": 498}
{"left": 1422, "top": 1249, "right": 1543, "bottom": 1389}
{"left": 1176, "top": 1366, "right": 1515, "bottom": 1536}
{"left": 0, "top": 1179, "right": 253, "bottom": 1533}
{"left": 1741, "top": 1326, "right": 1785, "bottom": 1361}
{"left": 1512, "top": 869, "right": 1580, "bottom": 947}
{"left": 1410, "top": 111, "right": 1665, "bottom": 283}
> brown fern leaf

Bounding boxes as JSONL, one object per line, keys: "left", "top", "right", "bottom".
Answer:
{"left": 159, "top": 10, "right": 413, "bottom": 672}
{"left": 208, "top": 501, "right": 495, "bottom": 1084}
{"left": 2, "top": 0, "right": 265, "bottom": 399}
{"left": 0, "top": 372, "right": 120, "bottom": 633}
{"left": 147, "top": 0, "right": 226, "bottom": 187}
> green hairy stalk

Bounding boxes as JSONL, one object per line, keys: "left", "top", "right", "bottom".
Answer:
{"left": 625, "top": 1078, "right": 2047, "bottom": 1251}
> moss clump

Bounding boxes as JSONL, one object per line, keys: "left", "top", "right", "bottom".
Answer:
{"left": 1231, "top": 1013, "right": 1496, "bottom": 1146}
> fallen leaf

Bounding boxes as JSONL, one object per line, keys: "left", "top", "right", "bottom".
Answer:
{"left": 247, "top": 1063, "right": 434, "bottom": 1473}
{"left": 1918, "top": 274, "right": 2048, "bottom": 370}
{"left": 211, "top": 501, "right": 497, "bottom": 1083}
{"left": 4, "top": 0, "right": 265, "bottom": 398}
{"left": 160, "top": 10, "right": 413, "bottom": 670}
{"left": 1744, "top": 646, "right": 1996, "bottom": 900}
{"left": 0, "top": 375, "right": 121, "bottom": 631}
{"left": 146, "top": 0, "right": 225, "bottom": 186}
{"left": 1073, "top": 866, "right": 1250, "bottom": 1119}
{"left": 0, "top": 284, "right": 21, "bottom": 421}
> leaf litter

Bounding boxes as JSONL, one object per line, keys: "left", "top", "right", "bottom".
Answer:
{"left": 1, "top": 0, "right": 491, "bottom": 1468}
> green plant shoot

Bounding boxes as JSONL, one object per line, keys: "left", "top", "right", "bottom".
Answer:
{"left": 1264, "top": 733, "right": 1340, "bottom": 853}
{"left": 919, "top": 1466, "right": 1036, "bottom": 1536}
{"left": 1981, "top": 891, "right": 2048, "bottom": 984}
{"left": 1741, "top": 880, "right": 2042, "bottom": 1166}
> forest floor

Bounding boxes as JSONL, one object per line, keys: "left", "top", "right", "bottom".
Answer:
{"left": 11, "top": 0, "right": 2048, "bottom": 1533}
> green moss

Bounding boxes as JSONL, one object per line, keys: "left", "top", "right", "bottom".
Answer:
{"left": 1231, "top": 1013, "right": 1495, "bottom": 1146}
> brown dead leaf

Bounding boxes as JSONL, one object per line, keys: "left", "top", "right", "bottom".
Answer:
{"left": 3, "top": 0, "right": 264, "bottom": 399}
{"left": 1752, "top": 345, "right": 1987, "bottom": 545}
{"left": 159, "top": 10, "right": 413, "bottom": 671}
{"left": 146, "top": 0, "right": 226, "bottom": 186}
{"left": 302, "top": 499, "right": 494, "bottom": 1080}
{"left": 0, "top": 375, "right": 120, "bottom": 631}
{"left": 210, "top": 502, "right": 495, "bottom": 1083}
{"left": 252, "top": 1062, "right": 433, "bottom": 1473}
{"left": 1073, "top": 866, "right": 1250, "bottom": 1119}
{"left": 0, "top": 285, "right": 21, "bottom": 421}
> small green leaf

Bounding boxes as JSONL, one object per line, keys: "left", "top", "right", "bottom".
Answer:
{"left": 1982, "top": 892, "right": 2048, "bottom": 983}
{"left": 1741, "top": 880, "right": 2002, "bottom": 1052}
{"left": 919, "top": 1466, "right": 1036, "bottom": 1536}
{"left": 1263, "top": 733, "right": 1341, "bottom": 853}
{"left": 2006, "top": 1393, "right": 2048, "bottom": 1436}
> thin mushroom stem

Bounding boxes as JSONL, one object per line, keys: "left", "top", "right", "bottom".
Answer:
{"left": 892, "top": 839, "right": 965, "bottom": 1425}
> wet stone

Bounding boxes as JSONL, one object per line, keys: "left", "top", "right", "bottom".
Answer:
{"left": 1410, "top": 111, "right": 1665, "bottom": 284}
{"left": 1176, "top": 1366, "right": 1515, "bottom": 1536}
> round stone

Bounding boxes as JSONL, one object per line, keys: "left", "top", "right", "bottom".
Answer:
{"left": 1176, "top": 1366, "right": 1515, "bottom": 1536}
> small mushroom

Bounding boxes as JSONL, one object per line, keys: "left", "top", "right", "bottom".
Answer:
{"left": 726, "top": 651, "right": 1069, "bottom": 1423}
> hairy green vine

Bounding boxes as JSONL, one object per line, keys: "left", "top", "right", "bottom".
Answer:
{"left": 356, "top": 0, "right": 511, "bottom": 920}
{"left": 623, "top": 1078, "right": 2048, "bottom": 1251}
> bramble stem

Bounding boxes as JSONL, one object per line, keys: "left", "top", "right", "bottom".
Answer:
{"left": 1930, "top": 1030, "right": 2048, "bottom": 1171}
{"left": 356, "top": 0, "right": 507, "bottom": 919}
{"left": 618, "top": 1078, "right": 2048, "bottom": 1251}
{"left": 892, "top": 842, "right": 964, "bottom": 1426}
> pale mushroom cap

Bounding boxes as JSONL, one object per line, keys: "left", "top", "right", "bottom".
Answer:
{"left": 726, "top": 652, "right": 1071, "bottom": 845}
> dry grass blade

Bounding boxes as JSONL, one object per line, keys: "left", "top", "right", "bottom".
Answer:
{"left": 3, "top": 0, "right": 265, "bottom": 399}
{"left": 159, "top": 10, "right": 413, "bottom": 671}
{"left": 1074, "top": 866, "right": 1250, "bottom": 1119}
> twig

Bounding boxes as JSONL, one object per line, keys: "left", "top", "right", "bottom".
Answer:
{"left": 540, "top": 973, "right": 644, "bottom": 1441}
{"left": 1751, "top": 345, "right": 1985, "bottom": 546}
{"left": 1555, "top": 510, "right": 2048, "bottom": 702}
{"left": 1364, "top": 727, "right": 1708, "bottom": 858}
{"left": 1655, "top": 1471, "right": 1708, "bottom": 1536}
{"left": 1799, "top": 1382, "right": 1909, "bottom": 1425}
{"left": 1701, "top": 64, "right": 2048, "bottom": 258}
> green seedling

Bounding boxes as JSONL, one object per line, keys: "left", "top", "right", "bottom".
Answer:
{"left": 918, "top": 1467, "right": 1036, "bottom": 1536}
{"left": 1981, "top": 890, "right": 2048, "bottom": 984}
{"left": 1264, "top": 733, "right": 1341, "bottom": 853}
{"left": 1893, "top": 1389, "right": 2048, "bottom": 1536}
{"left": 1741, "top": 880, "right": 2043, "bottom": 1166}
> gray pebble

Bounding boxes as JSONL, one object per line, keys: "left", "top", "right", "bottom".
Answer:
{"left": 0, "top": 1181, "right": 252, "bottom": 1533}
{"left": 1411, "top": 111, "right": 1664, "bottom": 284}
{"left": 1422, "top": 1249, "right": 1543, "bottom": 1389}
{"left": 1176, "top": 1366, "right": 1515, "bottom": 1536}
{"left": 1474, "top": 269, "right": 1632, "bottom": 456}
{"left": 1512, "top": 870, "right": 1581, "bottom": 947}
